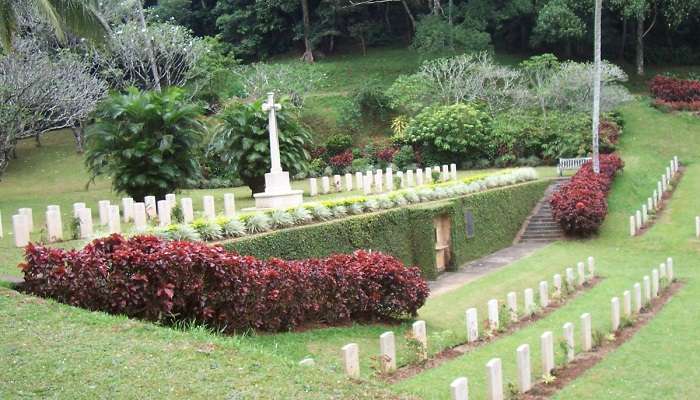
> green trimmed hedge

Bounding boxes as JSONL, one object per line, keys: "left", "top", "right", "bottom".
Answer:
{"left": 223, "top": 180, "right": 550, "bottom": 279}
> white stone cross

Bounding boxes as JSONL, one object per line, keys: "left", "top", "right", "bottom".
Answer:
{"left": 262, "top": 92, "right": 283, "bottom": 173}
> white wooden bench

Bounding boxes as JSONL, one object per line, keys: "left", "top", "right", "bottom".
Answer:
{"left": 557, "top": 158, "right": 592, "bottom": 176}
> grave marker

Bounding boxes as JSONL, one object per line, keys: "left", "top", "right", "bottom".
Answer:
{"left": 144, "top": 196, "right": 157, "bottom": 218}
{"left": 524, "top": 288, "right": 534, "bottom": 315}
{"left": 643, "top": 275, "right": 651, "bottom": 304}
{"left": 345, "top": 173, "right": 354, "bottom": 192}
{"left": 636, "top": 210, "right": 642, "bottom": 229}
{"left": 406, "top": 170, "right": 415, "bottom": 187}
{"left": 47, "top": 205, "right": 63, "bottom": 234}
{"left": 611, "top": 297, "right": 620, "bottom": 331}
{"left": 450, "top": 377, "right": 468, "bottom": 400}
{"left": 321, "top": 176, "right": 330, "bottom": 194}
{"left": 363, "top": 173, "right": 373, "bottom": 195}
{"left": 181, "top": 198, "right": 194, "bottom": 223}
{"left": 416, "top": 169, "right": 424, "bottom": 186}
{"left": 224, "top": 193, "right": 236, "bottom": 217}
{"left": 488, "top": 299, "right": 499, "bottom": 331}
{"left": 563, "top": 322, "right": 575, "bottom": 362}
{"left": 379, "top": 331, "right": 396, "bottom": 373}
{"left": 630, "top": 216, "right": 636, "bottom": 236}
{"left": 73, "top": 202, "right": 86, "bottom": 218}
{"left": 133, "top": 202, "right": 147, "bottom": 231}
{"left": 203, "top": 195, "right": 216, "bottom": 221}
{"left": 667, "top": 257, "right": 674, "bottom": 282}
{"left": 647, "top": 197, "right": 653, "bottom": 215}
{"left": 450, "top": 163, "right": 457, "bottom": 180}
{"left": 122, "top": 198, "right": 134, "bottom": 223}
{"left": 375, "top": 170, "right": 383, "bottom": 192}
{"left": 516, "top": 344, "right": 531, "bottom": 393}
{"left": 539, "top": 281, "right": 549, "bottom": 308}
{"left": 165, "top": 193, "right": 176, "bottom": 208}
{"left": 19, "top": 208, "right": 33, "bottom": 232}
{"left": 486, "top": 358, "right": 504, "bottom": 400}
{"left": 412, "top": 320, "right": 428, "bottom": 360}
{"left": 588, "top": 256, "right": 596, "bottom": 277}
{"left": 98, "top": 200, "right": 111, "bottom": 225}
{"left": 157, "top": 200, "right": 171, "bottom": 227}
{"left": 642, "top": 204, "right": 648, "bottom": 225}
{"left": 386, "top": 168, "right": 394, "bottom": 191}
{"left": 78, "top": 208, "right": 93, "bottom": 239}
{"left": 506, "top": 292, "right": 518, "bottom": 322}
{"left": 355, "top": 172, "right": 363, "bottom": 190}
{"left": 553, "top": 274, "right": 562, "bottom": 298}
{"left": 566, "top": 268, "right": 575, "bottom": 288}
{"left": 633, "top": 283, "right": 642, "bottom": 313}
{"left": 108, "top": 205, "right": 121, "bottom": 234}
{"left": 424, "top": 167, "right": 432, "bottom": 183}
{"left": 397, "top": 171, "right": 405, "bottom": 188}
{"left": 651, "top": 269, "right": 659, "bottom": 298}
{"left": 623, "top": 290, "right": 632, "bottom": 317}
{"left": 333, "top": 174, "right": 342, "bottom": 192}
{"left": 466, "top": 308, "right": 479, "bottom": 343}
{"left": 577, "top": 262, "right": 586, "bottom": 286}
{"left": 12, "top": 214, "right": 30, "bottom": 247}
{"left": 581, "top": 313, "right": 592, "bottom": 351}
{"left": 442, "top": 165, "right": 449, "bottom": 181}
{"left": 341, "top": 343, "right": 360, "bottom": 379}
{"left": 46, "top": 209, "right": 62, "bottom": 242}
{"left": 540, "top": 331, "right": 555, "bottom": 375}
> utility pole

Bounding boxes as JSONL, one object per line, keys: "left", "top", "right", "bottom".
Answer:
{"left": 592, "top": 0, "right": 602, "bottom": 174}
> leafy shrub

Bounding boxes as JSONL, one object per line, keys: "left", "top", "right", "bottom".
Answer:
{"left": 325, "top": 134, "right": 354, "bottom": 156}
{"left": 208, "top": 99, "right": 311, "bottom": 193}
{"left": 411, "top": 15, "right": 491, "bottom": 57}
{"left": 351, "top": 157, "right": 373, "bottom": 173}
{"left": 329, "top": 151, "right": 354, "bottom": 174}
{"left": 353, "top": 83, "right": 393, "bottom": 121}
{"left": 20, "top": 236, "right": 429, "bottom": 332}
{"left": 85, "top": 87, "right": 204, "bottom": 201}
{"left": 550, "top": 154, "right": 624, "bottom": 236}
{"left": 401, "top": 103, "right": 492, "bottom": 163}
{"left": 648, "top": 75, "right": 700, "bottom": 102}
{"left": 392, "top": 145, "right": 418, "bottom": 169}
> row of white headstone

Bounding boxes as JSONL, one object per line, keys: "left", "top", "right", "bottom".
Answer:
{"left": 9, "top": 193, "right": 238, "bottom": 247}
{"left": 309, "top": 164, "right": 458, "bottom": 197}
{"left": 449, "top": 257, "right": 675, "bottom": 400}
{"left": 336, "top": 257, "right": 596, "bottom": 380}
{"left": 630, "top": 156, "right": 679, "bottom": 236}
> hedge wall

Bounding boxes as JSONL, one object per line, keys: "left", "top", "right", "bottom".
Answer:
{"left": 223, "top": 180, "right": 550, "bottom": 279}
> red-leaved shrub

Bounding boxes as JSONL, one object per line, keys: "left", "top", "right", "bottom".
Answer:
{"left": 549, "top": 154, "right": 624, "bottom": 236}
{"left": 329, "top": 150, "right": 354, "bottom": 169}
{"left": 20, "top": 235, "right": 429, "bottom": 332}
{"left": 649, "top": 75, "right": 700, "bottom": 103}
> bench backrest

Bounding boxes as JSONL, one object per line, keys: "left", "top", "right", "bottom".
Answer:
{"left": 559, "top": 158, "right": 592, "bottom": 169}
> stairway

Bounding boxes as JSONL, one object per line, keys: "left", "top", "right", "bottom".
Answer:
{"left": 517, "top": 178, "right": 569, "bottom": 243}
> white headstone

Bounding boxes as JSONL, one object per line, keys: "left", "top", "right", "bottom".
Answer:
{"left": 386, "top": 168, "right": 394, "bottom": 191}
{"left": 642, "top": 204, "right": 648, "bottom": 225}
{"left": 636, "top": 210, "right": 642, "bottom": 230}
{"left": 577, "top": 262, "right": 586, "bottom": 286}
{"left": 587, "top": 256, "right": 596, "bottom": 278}
{"left": 224, "top": 193, "right": 236, "bottom": 217}
{"left": 379, "top": 331, "right": 396, "bottom": 373}
{"left": 321, "top": 176, "right": 331, "bottom": 194}
{"left": 674, "top": 156, "right": 679, "bottom": 172}
{"left": 697, "top": 216, "right": 700, "bottom": 238}
{"left": 539, "top": 281, "right": 549, "bottom": 308}
{"left": 133, "top": 202, "right": 147, "bottom": 231}
{"left": 488, "top": 299, "right": 499, "bottom": 331}
{"left": 651, "top": 269, "right": 659, "bottom": 298}
{"left": 524, "top": 288, "right": 534, "bottom": 315}
{"left": 345, "top": 173, "right": 354, "bottom": 192}
{"left": 450, "top": 163, "right": 457, "bottom": 180}
{"left": 611, "top": 297, "right": 620, "bottom": 331}
{"left": 406, "top": 170, "right": 415, "bottom": 187}
{"left": 73, "top": 202, "right": 86, "bottom": 218}
{"left": 122, "top": 198, "right": 134, "bottom": 223}
{"left": 415, "top": 169, "right": 424, "bottom": 186}
{"left": 12, "top": 214, "right": 30, "bottom": 247}
{"left": 441, "top": 165, "right": 449, "bottom": 181}
{"left": 633, "top": 282, "right": 642, "bottom": 313}
{"left": 486, "top": 358, "right": 504, "bottom": 400}
{"left": 667, "top": 257, "right": 674, "bottom": 282}
{"left": 623, "top": 290, "right": 632, "bottom": 317}
{"left": 647, "top": 197, "right": 653, "bottom": 215}
{"left": 165, "top": 193, "right": 176, "bottom": 208}
{"left": 78, "top": 207, "right": 93, "bottom": 239}
{"left": 333, "top": 174, "right": 342, "bottom": 192}
{"left": 47, "top": 205, "right": 63, "bottom": 234}
{"left": 506, "top": 291, "right": 518, "bottom": 322}
{"left": 144, "top": 196, "right": 157, "bottom": 218}
{"left": 424, "top": 167, "right": 432, "bottom": 183}
{"left": 157, "top": 200, "right": 171, "bottom": 227}
{"left": 450, "top": 377, "right": 468, "bottom": 400}
{"left": 412, "top": 320, "right": 428, "bottom": 360}
{"left": 397, "top": 171, "right": 405, "bottom": 188}
{"left": 341, "top": 343, "right": 360, "bottom": 379}
{"left": 363, "top": 173, "right": 373, "bottom": 195}
{"left": 108, "top": 205, "right": 121, "bottom": 234}
{"left": 643, "top": 275, "right": 651, "bottom": 304}
{"left": 553, "top": 274, "right": 562, "bottom": 298}
{"left": 566, "top": 268, "right": 575, "bottom": 288}
{"left": 46, "top": 209, "right": 62, "bottom": 242}
{"left": 540, "top": 331, "right": 555, "bottom": 375}
{"left": 653, "top": 190, "right": 659, "bottom": 210}
{"left": 375, "top": 170, "right": 383, "bottom": 193}
{"left": 666, "top": 166, "right": 671, "bottom": 182}
{"left": 560, "top": 323, "right": 574, "bottom": 364}
{"left": 466, "top": 308, "right": 479, "bottom": 343}
{"left": 203, "top": 195, "right": 216, "bottom": 221}
{"left": 98, "top": 200, "right": 111, "bottom": 225}
{"left": 659, "top": 263, "right": 667, "bottom": 283}
{"left": 630, "top": 216, "right": 636, "bottom": 237}
{"left": 355, "top": 171, "right": 363, "bottom": 189}
{"left": 19, "top": 208, "right": 34, "bottom": 232}
{"left": 309, "top": 178, "right": 318, "bottom": 196}
{"left": 181, "top": 198, "right": 194, "bottom": 224}
{"left": 661, "top": 175, "right": 667, "bottom": 192}
{"left": 581, "top": 313, "right": 592, "bottom": 351}
{"left": 516, "top": 344, "right": 531, "bottom": 393}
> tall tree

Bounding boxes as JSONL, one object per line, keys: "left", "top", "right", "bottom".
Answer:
{"left": 134, "top": 0, "right": 161, "bottom": 91}
{"left": 0, "top": 0, "right": 109, "bottom": 50}
{"left": 592, "top": 0, "right": 602, "bottom": 173}
{"left": 300, "top": 0, "right": 314, "bottom": 62}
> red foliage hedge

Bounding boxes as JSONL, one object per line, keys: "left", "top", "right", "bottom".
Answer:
{"left": 20, "top": 235, "right": 429, "bottom": 332}
{"left": 649, "top": 75, "right": 700, "bottom": 103}
{"left": 549, "top": 154, "right": 624, "bottom": 237}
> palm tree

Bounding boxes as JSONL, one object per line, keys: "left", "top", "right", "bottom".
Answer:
{"left": 0, "top": 0, "right": 110, "bottom": 51}
{"left": 592, "top": 0, "right": 602, "bottom": 174}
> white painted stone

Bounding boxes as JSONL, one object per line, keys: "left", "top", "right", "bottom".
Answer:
{"left": 486, "top": 358, "right": 504, "bottom": 400}
{"left": 587, "top": 256, "right": 596, "bottom": 278}
{"left": 633, "top": 283, "right": 642, "bottom": 313}
{"left": 539, "top": 281, "right": 549, "bottom": 308}
{"left": 653, "top": 190, "right": 659, "bottom": 210}
{"left": 506, "top": 291, "right": 518, "bottom": 322}
{"left": 379, "top": 331, "right": 396, "bottom": 373}
{"left": 397, "top": 171, "right": 405, "bottom": 188}
{"left": 298, "top": 358, "right": 315, "bottom": 367}
{"left": 203, "top": 195, "right": 216, "bottom": 221}
{"left": 540, "top": 331, "right": 555, "bottom": 376}
{"left": 674, "top": 156, "right": 679, "bottom": 172}
{"left": 412, "top": 320, "right": 428, "bottom": 360}
{"left": 77, "top": 208, "right": 93, "bottom": 239}
{"left": 157, "top": 200, "right": 171, "bottom": 227}
{"left": 108, "top": 205, "right": 121, "bottom": 234}
{"left": 581, "top": 313, "right": 592, "bottom": 351}
{"left": 450, "top": 377, "right": 468, "bottom": 400}
{"left": 661, "top": 175, "right": 667, "bottom": 192}
{"left": 659, "top": 263, "right": 667, "bottom": 284}
{"left": 630, "top": 215, "right": 636, "bottom": 236}
{"left": 144, "top": 196, "right": 157, "bottom": 218}
{"left": 450, "top": 163, "right": 457, "bottom": 181}
{"left": 181, "top": 198, "right": 194, "bottom": 224}
{"left": 442, "top": 165, "right": 449, "bottom": 181}
{"left": 73, "top": 202, "right": 86, "bottom": 218}
{"left": 98, "top": 200, "right": 111, "bottom": 225}
{"left": 466, "top": 308, "right": 479, "bottom": 343}
{"left": 12, "top": 214, "right": 30, "bottom": 247}
{"left": 375, "top": 170, "right": 383, "bottom": 193}
{"left": 611, "top": 297, "right": 620, "bottom": 331}
{"left": 341, "top": 343, "right": 360, "bottom": 379}
{"left": 553, "top": 274, "right": 562, "bottom": 297}
{"left": 642, "top": 204, "right": 648, "bottom": 225}
{"left": 666, "top": 166, "right": 672, "bottom": 182}
{"left": 406, "top": 170, "right": 415, "bottom": 187}
{"left": 355, "top": 171, "right": 363, "bottom": 190}
{"left": 623, "top": 290, "right": 632, "bottom": 317}
{"left": 385, "top": 168, "right": 394, "bottom": 191}
{"left": 643, "top": 275, "right": 651, "bottom": 304}
{"left": 224, "top": 193, "right": 236, "bottom": 217}
{"left": 415, "top": 169, "right": 424, "bottom": 186}
{"left": 647, "top": 197, "right": 653, "bottom": 215}
{"left": 133, "top": 202, "right": 147, "bottom": 231}
{"left": 651, "top": 269, "right": 659, "bottom": 298}
{"left": 321, "top": 176, "right": 331, "bottom": 194}
{"left": 47, "top": 205, "right": 63, "bottom": 235}
{"left": 563, "top": 322, "right": 575, "bottom": 362}
{"left": 46, "top": 209, "right": 62, "bottom": 242}
{"left": 363, "top": 173, "right": 373, "bottom": 195}
{"left": 566, "top": 267, "right": 575, "bottom": 288}
{"left": 19, "top": 208, "right": 33, "bottom": 232}
{"left": 488, "top": 299, "right": 499, "bottom": 331}
{"left": 636, "top": 210, "right": 642, "bottom": 229}
{"left": 333, "top": 174, "right": 342, "bottom": 192}
{"left": 424, "top": 167, "right": 432, "bottom": 183}
{"left": 345, "top": 173, "right": 354, "bottom": 192}
{"left": 165, "top": 193, "right": 176, "bottom": 208}
{"left": 516, "top": 344, "right": 531, "bottom": 393}
{"left": 577, "top": 262, "right": 586, "bottom": 286}
{"left": 667, "top": 257, "right": 674, "bottom": 282}
{"left": 121, "top": 198, "right": 134, "bottom": 223}
{"left": 524, "top": 288, "right": 535, "bottom": 315}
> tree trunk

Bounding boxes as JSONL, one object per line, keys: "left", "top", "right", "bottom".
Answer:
{"left": 619, "top": 17, "right": 627, "bottom": 61}
{"left": 360, "top": 36, "right": 366, "bottom": 56}
{"left": 401, "top": 0, "right": 416, "bottom": 32}
{"left": 636, "top": 13, "right": 644, "bottom": 76}
{"left": 300, "top": 0, "right": 314, "bottom": 62}
{"left": 72, "top": 125, "right": 84, "bottom": 153}
{"left": 592, "top": 0, "right": 602, "bottom": 174}
{"left": 136, "top": 0, "right": 161, "bottom": 92}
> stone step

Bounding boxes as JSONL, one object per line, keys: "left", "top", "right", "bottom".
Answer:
{"left": 522, "top": 233, "right": 564, "bottom": 239}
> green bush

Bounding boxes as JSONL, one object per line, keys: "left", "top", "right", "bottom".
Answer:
{"left": 325, "top": 134, "right": 354, "bottom": 156}
{"left": 401, "top": 103, "right": 493, "bottom": 164}
{"left": 208, "top": 99, "right": 312, "bottom": 194}
{"left": 392, "top": 145, "right": 417, "bottom": 169}
{"left": 411, "top": 15, "right": 492, "bottom": 58}
{"left": 85, "top": 87, "right": 204, "bottom": 201}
